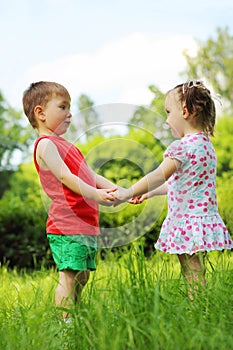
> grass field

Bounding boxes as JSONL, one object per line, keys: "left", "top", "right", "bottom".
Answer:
{"left": 0, "top": 245, "right": 233, "bottom": 350}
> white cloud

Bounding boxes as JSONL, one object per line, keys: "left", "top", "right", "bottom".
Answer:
{"left": 15, "top": 32, "right": 198, "bottom": 112}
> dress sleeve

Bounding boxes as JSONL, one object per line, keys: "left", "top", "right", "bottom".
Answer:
{"left": 164, "top": 139, "right": 186, "bottom": 164}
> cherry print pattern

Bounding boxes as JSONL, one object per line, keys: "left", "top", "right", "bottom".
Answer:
{"left": 154, "top": 132, "right": 233, "bottom": 254}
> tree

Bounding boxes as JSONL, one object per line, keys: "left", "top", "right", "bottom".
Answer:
{"left": 68, "top": 94, "right": 101, "bottom": 141}
{"left": 0, "top": 91, "right": 34, "bottom": 197}
{"left": 129, "top": 85, "right": 174, "bottom": 146}
{"left": 0, "top": 92, "right": 33, "bottom": 171}
{"left": 182, "top": 27, "right": 233, "bottom": 114}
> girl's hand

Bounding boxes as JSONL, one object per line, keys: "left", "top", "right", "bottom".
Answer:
{"left": 114, "top": 187, "right": 132, "bottom": 202}
{"left": 128, "top": 196, "right": 141, "bottom": 204}
{"left": 128, "top": 193, "right": 148, "bottom": 204}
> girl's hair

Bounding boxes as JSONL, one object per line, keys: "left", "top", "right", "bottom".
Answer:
{"left": 22, "top": 81, "right": 71, "bottom": 128}
{"left": 171, "top": 80, "right": 216, "bottom": 136}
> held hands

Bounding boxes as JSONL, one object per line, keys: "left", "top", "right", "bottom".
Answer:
{"left": 100, "top": 186, "right": 131, "bottom": 207}
{"left": 128, "top": 193, "right": 148, "bottom": 204}
{"left": 109, "top": 187, "right": 148, "bottom": 206}
{"left": 95, "top": 187, "right": 132, "bottom": 206}
{"left": 113, "top": 190, "right": 148, "bottom": 206}
{"left": 95, "top": 188, "right": 118, "bottom": 206}
{"left": 97, "top": 187, "right": 148, "bottom": 207}
{"left": 113, "top": 187, "right": 132, "bottom": 202}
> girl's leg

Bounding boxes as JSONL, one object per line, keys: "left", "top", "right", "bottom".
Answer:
{"left": 56, "top": 269, "right": 90, "bottom": 319}
{"left": 177, "top": 252, "right": 206, "bottom": 300}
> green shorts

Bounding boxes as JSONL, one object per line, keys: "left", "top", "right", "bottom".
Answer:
{"left": 47, "top": 234, "right": 97, "bottom": 271}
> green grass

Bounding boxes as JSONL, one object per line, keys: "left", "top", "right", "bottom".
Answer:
{"left": 0, "top": 245, "right": 233, "bottom": 350}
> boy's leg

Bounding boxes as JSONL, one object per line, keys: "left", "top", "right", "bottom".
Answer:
{"left": 177, "top": 252, "right": 206, "bottom": 300}
{"left": 56, "top": 269, "right": 90, "bottom": 319}
{"left": 74, "top": 269, "right": 90, "bottom": 303}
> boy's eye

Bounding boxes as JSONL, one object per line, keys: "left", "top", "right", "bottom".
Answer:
{"left": 60, "top": 105, "right": 66, "bottom": 110}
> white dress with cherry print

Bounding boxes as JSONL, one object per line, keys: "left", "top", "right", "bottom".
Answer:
{"left": 155, "top": 132, "right": 233, "bottom": 255}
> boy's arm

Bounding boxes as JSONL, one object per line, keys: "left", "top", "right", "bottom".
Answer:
{"left": 36, "top": 139, "right": 116, "bottom": 204}
{"left": 89, "top": 168, "right": 116, "bottom": 189}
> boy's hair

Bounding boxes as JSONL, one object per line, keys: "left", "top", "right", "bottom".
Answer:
{"left": 22, "top": 81, "right": 71, "bottom": 128}
{"left": 170, "top": 80, "right": 216, "bottom": 136}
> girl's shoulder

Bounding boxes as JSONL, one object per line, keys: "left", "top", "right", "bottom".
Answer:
{"left": 164, "top": 133, "right": 207, "bottom": 163}
{"left": 167, "top": 133, "right": 211, "bottom": 150}
{"left": 165, "top": 137, "right": 189, "bottom": 154}
{"left": 165, "top": 132, "right": 215, "bottom": 164}
{"left": 164, "top": 139, "right": 187, "bottom": 163}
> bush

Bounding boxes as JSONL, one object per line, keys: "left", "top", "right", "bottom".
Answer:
{"left": 98, "top": 196, "right": 167, "bottom": 257}
{"left": 0, "top": 170, "right": 14, "bottom": 198}
{"left": 0, "top": 126, "right": 232, "bottom": 269}
{"left": 217, "top": 173, "right": 233, "bottom": 235}
{"left": 0, "top": 196, "right": 52, "bottom": 269}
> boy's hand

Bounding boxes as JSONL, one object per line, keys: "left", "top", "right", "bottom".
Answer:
{"left": 96, "top": 188, "right": 117, "bottom": 206}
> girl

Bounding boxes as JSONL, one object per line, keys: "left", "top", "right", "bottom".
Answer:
{"left": 114, "top": 80, "right": 233, "bottom": 299}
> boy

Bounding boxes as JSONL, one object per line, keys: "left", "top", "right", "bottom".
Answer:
{"left": 23, "top": 81, "right": 117, "bottom": 321}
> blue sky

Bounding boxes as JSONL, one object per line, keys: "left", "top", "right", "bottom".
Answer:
{"left": 1, "top": 0, "right": 233, "bottom": 111}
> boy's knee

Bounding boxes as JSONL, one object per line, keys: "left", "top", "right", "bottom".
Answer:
{"left": 75, "top": 269, "right": 90, "bottom": 286}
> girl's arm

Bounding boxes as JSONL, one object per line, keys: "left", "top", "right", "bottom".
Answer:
{"left": 129, "top": 182, "right": 168, "bottom": 204}
{"left": 144, "top": 182, "right": 168, "bottom": 198}
{"left": 36, "top": 139, "right": 116, "bottom": 205}
{"left": 115, "top": 156, "right": 180, "bottom": 201}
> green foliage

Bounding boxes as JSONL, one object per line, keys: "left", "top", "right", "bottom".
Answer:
{"left": 182, "top": 26, "right": 233, "bottom": 114}
{"left": 67, "top": 93, "right": 102, "bottom": 141}
{"left": 0, "top": 25, "right": 232, "bottom": 271}
{"left": 78, "top": 129, "right": 167, "bottom": 253}
{"left": 2, "top": 162, "right": 42, "bottom": 205}
{"left": 0, "top": 163, "right": 51, "bottom": 268}
{"left": 0, "top": 196, "right": 49, "bottom": 268}
{"left": 98, "top": 197, "right": 167, "bottom": 255}
{"left": 0, "top": 91, "right": 34, "bottom": 170}
{"left": 129, "top": 85, "right": 173, "bottom": 146}
{"left": 212, "top": 115, "right": 233, "bottom": 176}
{"left": 79, "top": 128, "right": 165, "bottom": 180}
{"left": 0, "top": 170, "right": 14, "bottom": 198}
{"left": 1, "top": 114, "right": 233, "bottom": 268}
{"left": 0, "top": 128, "right": 167, "bottom": 268}
{"left": 211, "top": 116, "right": 233, "bottom": 235}
{"left": 217, "top": 173, "right": 233, "bottom": 235}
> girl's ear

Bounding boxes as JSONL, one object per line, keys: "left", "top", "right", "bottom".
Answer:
{"left": 182, "top": 104, "right": 189, "bottom": 119}
{"left": 34, "top": 105, "right": 46, "bottom": 121}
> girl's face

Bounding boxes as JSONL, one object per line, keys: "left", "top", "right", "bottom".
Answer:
{"left": 165, "top": 90, "right": 185, "bottom": 138}
{"left": 42, "top": 95, "right": 72, "bottom": 135}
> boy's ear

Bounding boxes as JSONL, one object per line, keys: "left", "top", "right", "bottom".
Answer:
{"left": 34, "top": 105, "right": 45, "bottom": 121}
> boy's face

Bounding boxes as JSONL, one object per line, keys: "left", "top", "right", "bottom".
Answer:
{"left": 39, "top": 95, "right": 72, "bottom": 135}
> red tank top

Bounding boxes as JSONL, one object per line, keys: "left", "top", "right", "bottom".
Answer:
{"left": 34, "top": 136, "right": 100, "bottom": 235}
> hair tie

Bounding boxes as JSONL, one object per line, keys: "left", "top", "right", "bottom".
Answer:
{"left": 182, "top": 80, "right": 205, "bottom": 95}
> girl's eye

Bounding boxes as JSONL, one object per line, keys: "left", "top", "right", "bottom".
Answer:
{"left": 60, "top": 105, "right": 66, "bottom": 110}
